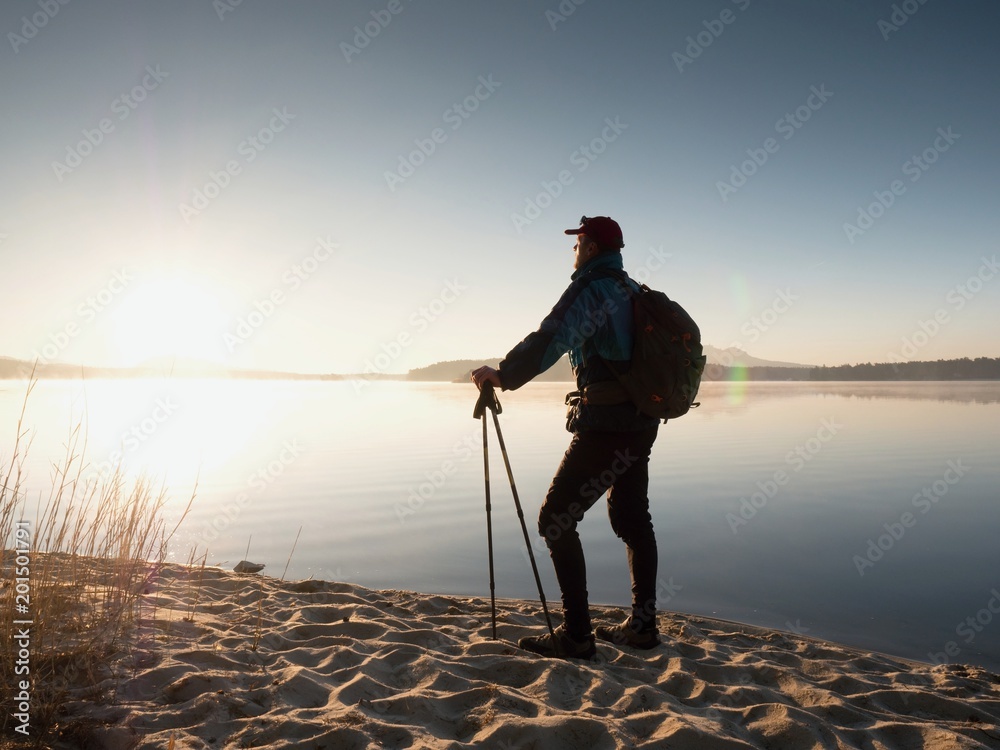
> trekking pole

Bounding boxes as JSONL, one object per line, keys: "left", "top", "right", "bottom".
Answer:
{"left": 473, "top": 383, "right": 498, "bottom": 640}
{"left": 474, "top": 382, "right": 557, "bottom": 646}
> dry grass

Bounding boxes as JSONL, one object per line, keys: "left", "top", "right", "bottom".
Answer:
{"left": 0, "top": 375, "right": 194, "bottom": 746}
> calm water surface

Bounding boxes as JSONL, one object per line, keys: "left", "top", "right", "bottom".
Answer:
{"left": 2, "top": 378, "right": 998, "bottom": 671}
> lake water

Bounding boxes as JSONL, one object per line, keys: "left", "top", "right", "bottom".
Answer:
{"left": 2, "top": 378, "right": 999, "bottom": 672}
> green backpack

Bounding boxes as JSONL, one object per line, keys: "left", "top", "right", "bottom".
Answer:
{"left": 599, "top": 269, "right": 706, "bottom": 421}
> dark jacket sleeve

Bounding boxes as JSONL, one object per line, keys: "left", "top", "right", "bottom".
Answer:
{"left": 497, "top": 277, "right": 600, "bottom": 390}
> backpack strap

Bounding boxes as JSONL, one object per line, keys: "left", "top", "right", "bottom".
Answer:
{"left": 578, "top": 267, "right": 639, "bottom": 398}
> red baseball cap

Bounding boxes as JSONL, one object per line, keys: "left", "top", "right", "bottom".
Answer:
{"left": 564, "top": 215, "right": 624, "bottom": 249}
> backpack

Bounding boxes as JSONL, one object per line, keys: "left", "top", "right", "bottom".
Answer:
{"left": 597, "top": 269, "right": 706, "bottom": 421}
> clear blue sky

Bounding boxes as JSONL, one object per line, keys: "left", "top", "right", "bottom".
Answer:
{"left": 2, "top": 0, "right": 998, "bottom": 373}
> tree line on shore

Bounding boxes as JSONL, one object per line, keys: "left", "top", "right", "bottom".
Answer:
{"left": 704, "top": 357, "right": 1000, "bottom": 381}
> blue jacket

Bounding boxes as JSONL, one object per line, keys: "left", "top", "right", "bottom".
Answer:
{"left": 497, "top": 252, "right": 659, "bottom": 432}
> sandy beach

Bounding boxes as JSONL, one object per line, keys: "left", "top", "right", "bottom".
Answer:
{"left": 47, "top": 561, "right": 1000, "bottom": 750}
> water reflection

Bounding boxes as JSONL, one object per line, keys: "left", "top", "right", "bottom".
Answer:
{"left": 697, "top": 380, "right": 1000, "bottom": 407}
{"left": 2, "top": 378, "right": 999, "bottom": 672}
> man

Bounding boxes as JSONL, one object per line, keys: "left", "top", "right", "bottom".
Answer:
{"left": 471, "top": 215, "right": 662, "bottom": 660}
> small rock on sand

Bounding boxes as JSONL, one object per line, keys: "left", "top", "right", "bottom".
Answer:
{"left": 234, "top": 561, "right": 265, "bottom": 574}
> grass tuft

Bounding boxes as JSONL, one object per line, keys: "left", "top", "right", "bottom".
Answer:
{"left": 1, "top": 374, "right": 194, "bottom": 745}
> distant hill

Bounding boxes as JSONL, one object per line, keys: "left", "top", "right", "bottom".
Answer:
{"left": 407, "top": 359, "right": 503, "bottom": 382}
{"left": 702, "top": 345, "right": 812, "bottom": 369}
{"left": 407, "top": 347, "right": 814, "bottom": 383}
{"left": 408, "top": 358, "right": 574, "bottom": 383}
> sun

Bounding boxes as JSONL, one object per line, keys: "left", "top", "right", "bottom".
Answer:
{"left": 111, "top": 277, "right": 230, "bottom": 366}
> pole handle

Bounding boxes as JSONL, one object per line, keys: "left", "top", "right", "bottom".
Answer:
{"left": 473, "top": 381, "right": 502, "bottom": 419}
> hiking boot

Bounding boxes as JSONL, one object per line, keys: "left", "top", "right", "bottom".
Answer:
{"left": 595, "top": 618, "right": 661, "bottom": 650}
{"left": 518, "top": 624, "right": 597, "bottom": 660}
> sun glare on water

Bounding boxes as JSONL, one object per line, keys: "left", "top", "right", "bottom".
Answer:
{"left": 111, "top": 277, "right": 230, "bottom": 366}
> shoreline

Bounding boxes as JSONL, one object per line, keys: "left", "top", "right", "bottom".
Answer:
{"left": 35, "top": 559, "right": 1000, "bottom": 749}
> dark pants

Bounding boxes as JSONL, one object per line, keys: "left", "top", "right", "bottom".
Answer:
{"left": 537, "top": 425, "right": 659, "bottom": 638}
